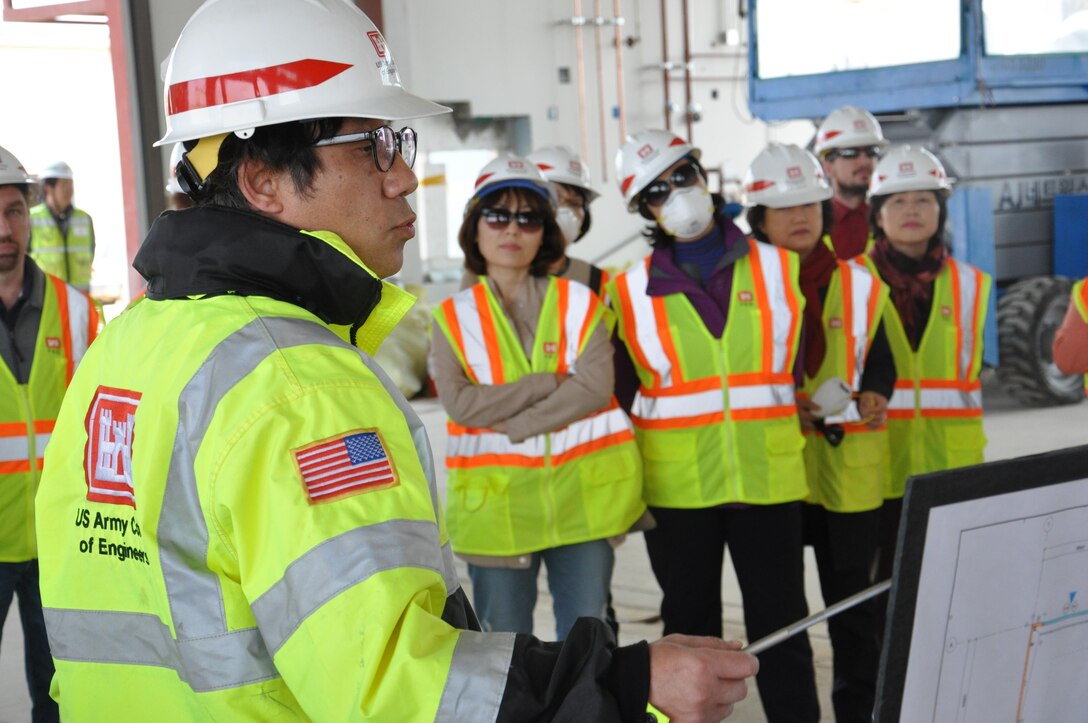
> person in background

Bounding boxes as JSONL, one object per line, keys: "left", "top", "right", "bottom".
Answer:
{"left": 608, "top": 129, "right": 820, "bottom": 723}
{"left": 745, "top": 143, "right": 894, "bottom": 723}
{"left": 34, "top": 2, "right": 757, "bottom": 721}
{"left": 29, "top": 160, "right": 95, "bottom": 293}
{"left": 461, "top": 145, "right": 608, "bottom": 296}
{"left": 864, "top": 145, "right": 991, "bottom": 585}
{"left": 1053, "top": 279, "right": 1088, "bottom": 381}
{"left": 165, "top": 142, "right": 194, "bottom": 211}
{"left": 0, "top": 143, "right": 98, "bottom": 723}
{"left": 432, "top": 155, "right": 647, "bottom": 641}
{"left": 815, "top": 106, "right": 888, "bottom": 260}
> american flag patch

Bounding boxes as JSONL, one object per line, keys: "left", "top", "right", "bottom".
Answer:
{"left": 293, "top": 430, "right": 398, "bottom": 504}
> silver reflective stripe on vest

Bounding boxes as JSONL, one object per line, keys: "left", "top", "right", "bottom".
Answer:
{"left": 0, "top": 433, "right": 32, "bottom": 462}
{"left": 50, "top": 316, "right": 464, "bottom": 693}
{"left": 64, "top": 284, "right": 93, "bottom": 364}
{"left": 251, "top": 519, "right": 461, "bottom": 655}
{"left": 436, "top": 631, "right": 516, "bottom": 723}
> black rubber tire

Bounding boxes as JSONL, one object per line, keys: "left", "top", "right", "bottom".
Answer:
{"left": 996, "top": 276, "right": 1083, "bottom": 407}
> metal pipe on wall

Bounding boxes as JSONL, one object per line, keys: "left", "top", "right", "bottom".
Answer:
{"left": 680, "top": 0, "right": 694, "bottom": 142}
{"left": 593, "top": 0, "right": 609, "bottom": 181}
{"left": 613, "top": 0, "right": 627, "bottom": 142}
{"left": 659, "top": 0, "right": 670, "bottom": 131}
{"left": 574, "top": 0, "right": 591, "bottom": 166}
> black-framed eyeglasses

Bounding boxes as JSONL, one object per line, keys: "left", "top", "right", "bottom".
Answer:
{"left": 314, "top": 125, "right": 417, "bottom": 172}
{"left": 481, "top": 207, "right": 545, "bottom": 232}
{"left": 640, "top": 162, "right": 702, "bottom": 207}
{"left": 828, "top": 146, "right": 881, "bottom": 161}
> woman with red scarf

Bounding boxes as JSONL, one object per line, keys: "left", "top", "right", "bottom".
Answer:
{"left": 864, "top": 145, "right": 991, "bottom": 586}
{"left": 745, "top": 144, "right": 895, "bottom": 723}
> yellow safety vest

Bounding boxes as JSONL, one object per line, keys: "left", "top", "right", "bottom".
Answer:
{"left": 433, "top": 277, "right": 645, "bottom": 557}
{"left": 800, "top": 258, "right": 890, "bottom": 513}
{"left": 865, "top": 256, "right": 992, "bottom": 499}
{"left": 1073, "top": 279, "right": 1088, "bottom": 396}
{"left": 0, "top": 273, "right": 96, "bottom": 562}
{"left": 29, "top": 204, "right": 94, "bottom": 291}
{"left": 607, "top": 239, "right": 808, "bottom": 508}
{"left": 35, "top": 233, "right": 515, "bottom": 720}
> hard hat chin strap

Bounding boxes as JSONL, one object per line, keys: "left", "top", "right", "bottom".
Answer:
{"left": 176, "top": 133, "right": 228, "bottom": 197}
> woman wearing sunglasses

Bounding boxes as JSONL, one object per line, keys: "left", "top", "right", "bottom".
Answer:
{"left": 745, "top": 144, "right": 894, "bottom": 723}
{"left": 607, "top": 130, "right": 819, "bottom": 722}
{"left": 863, "top": 145, "right": 991, "bottom": 585}
{"left": 430, "top": 155, "right": 645, "bottom": 639}
{"left": 460, "top": 146, "right": 608, "bottom": 296}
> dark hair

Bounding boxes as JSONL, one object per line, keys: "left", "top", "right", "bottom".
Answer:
{"left": 192, "top": 118, "right": 345, "bottom": 209}
{"left": 746, "top": 199, "right": 834, "bottom": 244}
{"left": 869, "top": 190, "right": 949, "bottom": 246}
{"left": 42, "top": 178, "right": 59, "bottom": 190}
{"left": 459, "top": 187, "right": 564, "bottom": 276}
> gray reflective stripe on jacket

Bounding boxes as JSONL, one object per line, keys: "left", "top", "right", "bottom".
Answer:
{"left": 45, "top": 315, "right": 512, "bottom": 717}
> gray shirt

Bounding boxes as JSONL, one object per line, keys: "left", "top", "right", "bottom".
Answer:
{"left": 0, "top": 259, "right": 45, "bottom": 384}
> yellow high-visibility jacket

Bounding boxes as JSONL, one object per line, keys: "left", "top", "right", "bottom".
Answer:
{"left": 29, "top": 204, "right": 94, "bottom": 291}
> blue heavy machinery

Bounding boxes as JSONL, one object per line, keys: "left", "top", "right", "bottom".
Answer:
{"left": 748, "top": 0, "right": 1088, "bottom": 406}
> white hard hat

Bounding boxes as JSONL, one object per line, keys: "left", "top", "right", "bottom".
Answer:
{"left": 165, "top": 142, "right": 186, "bottom": 195}
{"left": 40, "top": 160, "right": 74, "bottom": 181}
{"left": 814, "top": 106, "right": 887, "bottom": 157}
{"left": 156, "top": 0, "right": 450, "bottom": 146}
{"left": 744, "top": 143, "right": 833, "bottom": 209}
{"left": 615, "top": 129, "right": 700, "bottom": 212}
{"left": 527, "top": 146, "right": 599, "bottom": 203}
{"left": 468, "top": 154, "right": 557, "bottom": 213}
{"left": 869, "top": 145, "right": 953, "bottom": 198}
{"left": 0, "top": 145, "right": 36, "bottom": 186}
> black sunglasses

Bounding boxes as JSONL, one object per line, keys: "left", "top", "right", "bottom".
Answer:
{"left": 641, "top": 163, "right": 702, "bottom": 207}
{"left": 481, "top": 207, "right": 545, "bottom": 232}
{"left": 314, "top": 125, "right": 417, "bottom": 172}
{"left": 828, "top": 146, "right": 881, "bottom": 161}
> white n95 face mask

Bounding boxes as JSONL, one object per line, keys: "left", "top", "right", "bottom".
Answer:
{"left": 556, "top": 207, "right": 583, "bottom": 244}
{"left": 657, "top": 186, "right": 714, "bottom": 239}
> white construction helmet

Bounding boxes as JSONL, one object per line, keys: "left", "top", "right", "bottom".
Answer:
{"left": 527, "top": 146, "right": 599, "bottom": 203}
{"left": 156, "top": 0, "right": 450, "bottom": 147}
{"left": 744, "top": 143, "right": 833, "bottom": 209}
{"left": 869, "top": 145, "right": 953, "bottom": 198}
{"left": 165, "top": 142, "right": 186, "bottom": 194}
{"left": 0, "top": 145, "right": 36, "bottom": 186}
{"left": 40, "top": 160, "right": 74, "bottom": 181}
{"left": 814, "top": 106, "right": 887, "bottom": 157}
{"left": 468, "top": 154, "right": 557, "bottom": 212}
{"left": 615, "top": 129, "right": 700, "bottom": 212}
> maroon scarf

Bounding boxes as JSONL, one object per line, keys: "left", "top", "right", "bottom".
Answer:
{"left": 799, "top": 242, "right": 839, "bottom": 378}
{"left": 869, "top": 236, "right": 947, "bottom": 345}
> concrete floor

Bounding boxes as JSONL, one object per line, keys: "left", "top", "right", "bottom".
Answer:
{"left": 2, "top": 377, "right": 1086, "bottom": 722}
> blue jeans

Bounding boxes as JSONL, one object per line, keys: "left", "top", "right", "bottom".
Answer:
{"left": 0, "top": 559, "right": 59, "bottom": 723}
{"left": 468, "top": 539, "right": 614, "bottom": 640}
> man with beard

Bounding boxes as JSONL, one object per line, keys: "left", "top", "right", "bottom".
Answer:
{"left": 815, "top": 106, "right": 889, "bottom": 259}
{"left": 0, "top": 144, "right": 97, "bottom": 723}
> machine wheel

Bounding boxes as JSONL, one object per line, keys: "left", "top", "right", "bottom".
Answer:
{"left": 996, "top": 276, "right": 1083, "bottom": 406}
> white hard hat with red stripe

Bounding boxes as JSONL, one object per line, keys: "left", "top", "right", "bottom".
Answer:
{"left": 615, "top": 129, "right": 700, "bottom": 212}
{"left": 814, "top": 106, "right": 887, "bottom": 157}
{"left": 0, "top": 145, "right": 36, "bottom": 186}
{"left": 156, "top": 0, "right": 450, "bottom": 147}
{"left": 468, "top": 155, "right": 557, "bottom": 212}
{"left": 744, "top": 143, "right": 832, "bottom": 209}
{"left": 869, "top": 145, "right": 953, "bottom": 198}
{"left": 526, "top": 146, "right": 599, "bottom": 203}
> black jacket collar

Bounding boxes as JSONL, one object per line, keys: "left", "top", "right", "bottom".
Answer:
{"left": 133, "top": 206, "right": 382, "bottom": 328}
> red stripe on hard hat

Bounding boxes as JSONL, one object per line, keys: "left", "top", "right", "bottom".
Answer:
{"left": 746, "top": 180, "right": 775, "bottom": 192}
{"left": 536, "top": 163, "right": 554, "bottom": 171}
{"left": 621, "top": 175, "right": 635, "bottom": 194}
{"left": 821, "top": 130, "right": 843, "bottom": 142}
{"left": 475, "top": 172, "right": 495, "bottom": 188}
{"left": 668, "top": 137, "right": 685, "bottom": 147}
{"left": 167, "top": 59, "right": 353, "bottom": 115}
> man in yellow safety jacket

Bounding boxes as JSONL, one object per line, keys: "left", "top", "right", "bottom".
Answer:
{"left": 33, "top": 2, "right": 757, "bottom": 721}
{"left": 30, "top": 160, "right": 94, "bottom": 293}
{"left": 0, "top": 142, "right": 98, "bottom": 723}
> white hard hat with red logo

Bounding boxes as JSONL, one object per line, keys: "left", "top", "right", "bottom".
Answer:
{"left": 615, "top": 129, "right": 700, "bottom": 212}
{"left": 40, "top": 160, "right": 74, "bottom": 181}
{"left": 527, "top": 146, "right": 599, "bottom": 203}
{"left": 814, "top": 106, "right": 887, "bottom": 157}
{"left": 744, "top": 143, "right": 832, "bottom": 209}
{"left": 869, "top": 145, "right": 953, "bottom": 198}
{"left": 0, "top": 145, "right": 36, "bottom": 186}
{"left": 165, "top": 142, "right": 186, "bottom": 194}
{"left": 467, "top": 154, "right": 558, "bottom": 213}
{"left": 156, "top": 0, "right": 450, "bottom": 147}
